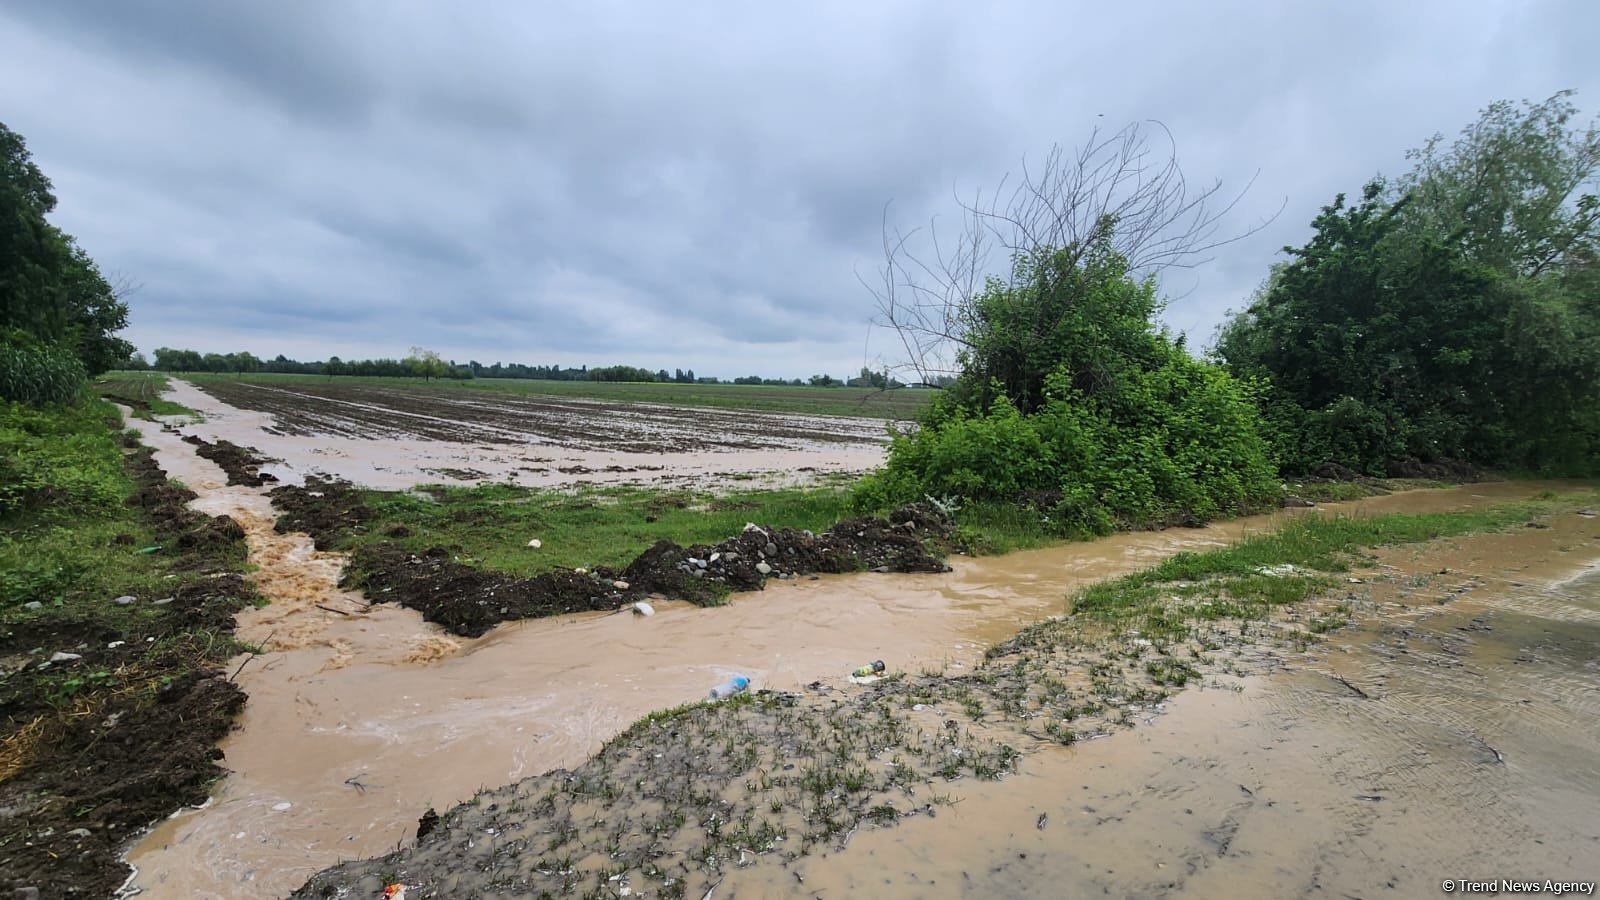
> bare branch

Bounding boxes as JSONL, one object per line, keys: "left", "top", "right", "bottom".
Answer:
{"left": 867, "top": 121, "right": 1276, "bottom": 381}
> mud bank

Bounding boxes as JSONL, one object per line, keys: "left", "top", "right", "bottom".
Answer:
{"left": 0, "top": 420, "right": 255, "bottom": 899}
{"left": 275, "top": 475, "right": 954, "bottom": 637}
{"left": 294, "top": 499, "right": 1600, "bottom": 899}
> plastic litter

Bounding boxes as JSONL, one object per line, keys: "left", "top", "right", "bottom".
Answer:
{"left": 851, "top": 660, "right": 886, "bottom": 678}
{"left": 384, "top": 885, "right": 407, "bottom": 900}
{"left": 632, "top": 600, "right": 655, "bottom": 617}
{"left": 527, "top": 538, "right": 542, "bottom": 549}
{"left": 709, "top": 676, "right": 750, "bottom": 699}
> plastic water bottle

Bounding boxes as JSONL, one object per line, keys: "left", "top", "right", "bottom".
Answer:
{"left": 852, "top": 660, "right": 886, "bottom": 678}
{"left": 709, "top": 676, "right": 750, "bottom": 699}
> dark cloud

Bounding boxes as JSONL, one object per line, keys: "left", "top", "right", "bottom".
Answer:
{"left": 2, "top": 0, "right": 1597, "bottom": 377}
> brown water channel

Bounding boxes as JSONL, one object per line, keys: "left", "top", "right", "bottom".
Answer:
{"left": 115, "top": 412, "right": 1581, "bottom": 897}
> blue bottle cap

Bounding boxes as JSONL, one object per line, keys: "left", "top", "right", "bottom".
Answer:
{"left": 733, "top": 676, "right": 750, "bottom": 688}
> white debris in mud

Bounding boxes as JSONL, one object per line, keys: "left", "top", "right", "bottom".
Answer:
{"left": 1256, "top": 564, "right": 1307, "bottom": 577}
{"left": 527, "top": 538, "right": 542, "bottom": 548}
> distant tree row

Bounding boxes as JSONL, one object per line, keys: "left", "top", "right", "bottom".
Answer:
{"left": 126, "top": 347, "right": 906, "bottom": 389}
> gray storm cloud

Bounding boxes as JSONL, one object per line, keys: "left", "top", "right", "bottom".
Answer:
{"left": 2, "top": 0, "right": 1595, "bottom": 377}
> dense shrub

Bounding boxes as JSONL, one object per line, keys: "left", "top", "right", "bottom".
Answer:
{"left": 856, "top": 236, "right": 1279, "bottom": 534}
{"left": 0, "top": 335, "right": 87, "bottom": 406}
{"left": 1215, "top": 95, "right": 1600, "bottom": 477}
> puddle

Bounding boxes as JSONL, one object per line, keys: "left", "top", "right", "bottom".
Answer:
{"left": 116, "top": 394, "right": 1596, "bottom": 897}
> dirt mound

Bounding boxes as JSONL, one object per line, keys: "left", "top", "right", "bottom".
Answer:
{"left": 344, "top": 546, "right": 632, "bottom": 637}
{"left": 123, "top": 447, "right": 249, "bottom": 572}
{"left": 1385, "top": 456, "right": 1484, "bottom": 482}
{"left": 0, "top": 673, "right": 245, "bottom": 899}
{"left": 270, "top": 477, "right": 374, "bottom": 550}
{"left": 333, "top": 492, "right": 955, "bottom": 637}
{"left": 180, "top": 434, "right": 279, "bottom": 486}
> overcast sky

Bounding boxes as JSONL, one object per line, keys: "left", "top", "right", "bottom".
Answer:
{"left": 3, "top": 1, "right": 1596, "bottom": 379}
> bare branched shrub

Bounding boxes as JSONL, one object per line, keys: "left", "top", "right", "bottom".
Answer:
{"left": 867, "top": 122, "right": 1275, "bottom": 386}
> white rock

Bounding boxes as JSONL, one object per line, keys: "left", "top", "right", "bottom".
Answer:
{"left": 612, "top": 580, "right": 630, "bottom": 590}
{"left": 23, "top": 601, "right": 42, "bottom": 610}
{"left": 112, "top": 595, "right": 136, "bottom": 605}
{"left": 272, "top": 802, "right": 292, "bottom": 812}
{"left": 107, "top": 641, "right": 126, "bottom": 649}
{"left": 50, "top": 652, "right": 82, "bottom": 662}
{"left": 632, "top": 601, "right": 655, "bottom": 617}
{"left": 756, "top": 562, "right": 772, "bottom": 576}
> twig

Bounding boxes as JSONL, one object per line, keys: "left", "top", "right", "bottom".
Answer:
{"left": 228, "top": 629, "right": 276, "bottom": 681}
{"left": 315, "top": 603, "right": 353, "bottom": 616}
{"left": 1328, "top": 674, "right": 1370, "bottom": 699}
{"left": 701, "top": 876, "right": 724, "bottom": 900}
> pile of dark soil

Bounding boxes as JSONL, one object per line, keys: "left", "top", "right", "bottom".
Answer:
{"left": 270, "top": 477, "right": 373, "bottom": 550}
{"left": 123, "top": 447, "right": 248, "bottom": 572}
{"left": 316, "top": 485, "right": 955, "bottom": 638}
{"left": 180, "top": 434, "right": 279, "bottom": 487}
{"left": 0, "top": 673, "right": 245, "bottom": 898}
{"left": 1384, "top": 456, "right": 1484, "bottom": 482}
{"left": 0, "top": 447, "right": 257, "bottom": 897}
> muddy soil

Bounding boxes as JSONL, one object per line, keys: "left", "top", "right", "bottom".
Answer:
{"left": 161, "top": 378, "right": 888, "bottom": 491}
{"left": 189, "top": 379, "right": 887, "bottom": 451}
{"left": 180, "top": 434, "right": 279, "bottom": 487}
{"left": 0, "top": 441, "right": 255, "bottom": 898}
{"left": 271, "top": 478, "right": 954, "bottom": 637}
{"left": 293, "top": 505, "right": 1600, "bottom": 899}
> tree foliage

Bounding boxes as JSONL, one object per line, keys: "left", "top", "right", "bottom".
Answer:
{"left": 863, "top": 127, "right": 1278, "bottom": 529}
{"left": 0, "top": 122, "right": 130, "bottom": 396}
{"left": 861, "top": 231, "right": 1278, "bottom": 531}
{"left": 1216, "top": 94, "right": 1600, "bottom": 476}
{"left": 404, "top": 346, "right": 449, "bottom": 381}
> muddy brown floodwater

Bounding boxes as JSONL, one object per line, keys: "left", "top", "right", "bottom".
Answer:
{"left": 115, "top": 379, "right": 1597, "bottom": 898}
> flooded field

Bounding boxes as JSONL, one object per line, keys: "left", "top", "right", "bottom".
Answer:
{"left": 170, "top": 378, "right": 890, "bottom": 490}
{"left": 112, "top": 384, "right": 1600, "bottom": 898}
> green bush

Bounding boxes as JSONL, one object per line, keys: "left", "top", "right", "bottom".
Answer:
{"left": 0, "top": 335, "right": 86, "bottom": 405}
{"left": 855, "top": 239, "right": 1279, "bottom": 534}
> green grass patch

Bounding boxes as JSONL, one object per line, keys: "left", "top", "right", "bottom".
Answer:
{"left": 93, "top": 371, "right": 198, "bottom": 419}
{"left": 1034, "top": 490, "right": 1597, "bottom": 644}
{"left": 343, "top": 482, "right": 857, "bottom": 576}
{"left": 182, "top": 372, "right": 931, "bottom": 420}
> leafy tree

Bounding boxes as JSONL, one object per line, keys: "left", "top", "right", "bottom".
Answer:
{"left": 404, "top": 347, "right": 449, "bottom": 381}
{"left": 1216, "top": 96, "right": 1600, "bottom": 476}
{"left": 1390, "top": 91, "right": 1598, "bottom": 277}
{"left": 0, "top": 122, "right": 131, "bottom": 384}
